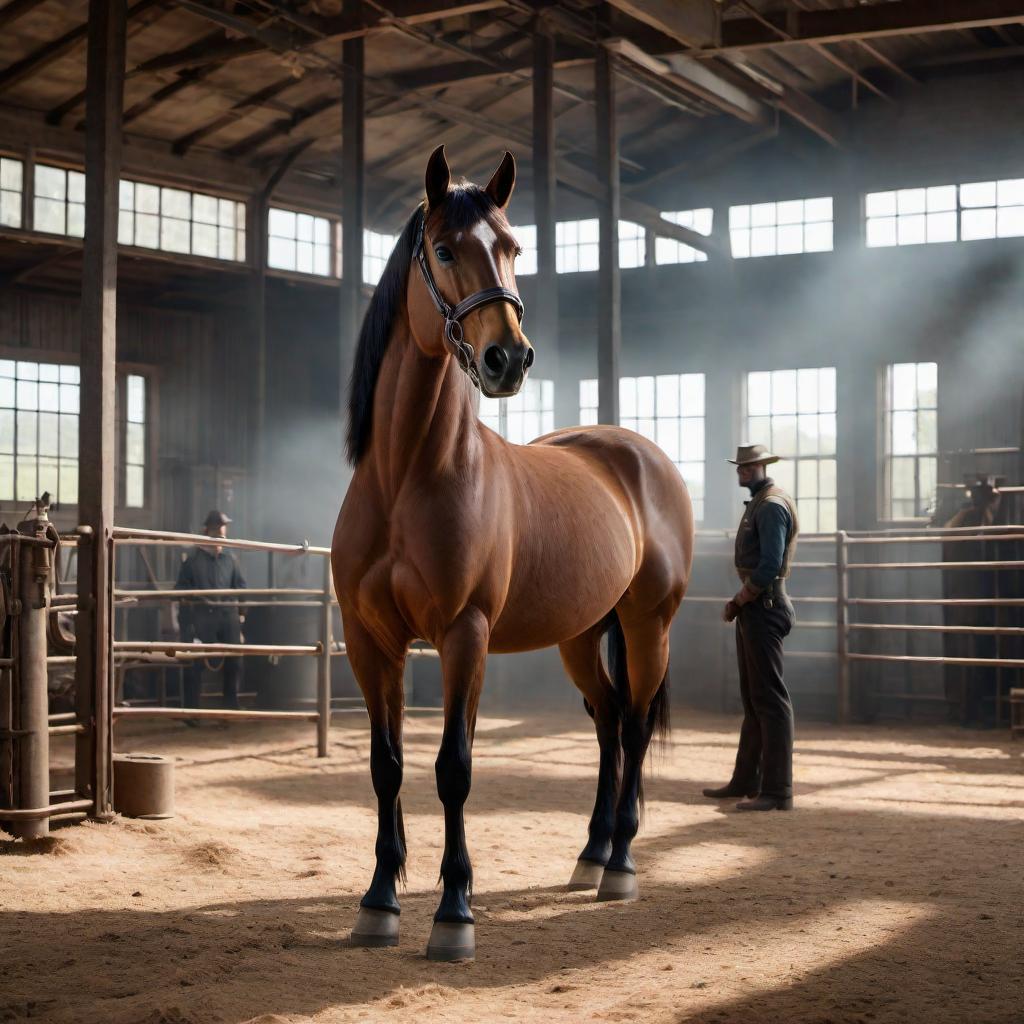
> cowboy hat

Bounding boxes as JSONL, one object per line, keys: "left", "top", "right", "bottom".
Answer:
{"left": 727, "top": 443, "right": 780, "bottom": 466}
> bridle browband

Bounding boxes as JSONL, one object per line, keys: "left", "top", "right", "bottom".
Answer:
{"left": 411, "top": 212, "right": 525, "bottom": 390}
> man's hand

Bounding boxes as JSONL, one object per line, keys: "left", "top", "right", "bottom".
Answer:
{"left": 722, "top": 600, "right": 739, "bottom": 623}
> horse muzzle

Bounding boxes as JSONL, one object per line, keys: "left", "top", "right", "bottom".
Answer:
{"left": 479, "top": 341, "right": 534, "bottom": 398}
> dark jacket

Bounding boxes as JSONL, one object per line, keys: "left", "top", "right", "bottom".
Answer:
{"left": 175, "top": 547, "right": 246, "bottom": 638}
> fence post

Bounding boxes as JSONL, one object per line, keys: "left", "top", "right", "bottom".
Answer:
{"left": 317, "top": 557, "right": 333, "bottom": 757}
{"left": 12, "top": 518, "right": 53, "bottom": 838}
{"left": 836, "top": 530, "right": 850, "bottom": 724}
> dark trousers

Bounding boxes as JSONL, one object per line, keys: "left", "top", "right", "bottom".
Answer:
{"left": 183, "top": 611, "right": 242, "bottom": 709}
{"left": 730, "top": 598, "right": 794, "bottom": 799}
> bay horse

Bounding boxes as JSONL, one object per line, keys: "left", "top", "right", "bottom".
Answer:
{"left": 332, "top": 146, "right": 694, "bottom": 961}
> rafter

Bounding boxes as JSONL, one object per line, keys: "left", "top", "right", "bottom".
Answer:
{"left": 716, "top": 0, "right": 1024, "bottom": 50}
{"left": 0, "top": 0, "right": 157, "bottom": 95}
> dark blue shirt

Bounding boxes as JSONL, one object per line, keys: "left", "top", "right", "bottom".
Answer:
{"left": 747, "top": 478, "right": 792, "bottom": 590}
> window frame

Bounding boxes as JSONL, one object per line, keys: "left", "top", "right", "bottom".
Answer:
{"left": 744, "top": 367, "right": 838, "bottom": 534}
{"left": 879, "top": 361, "right": 938, "bottom": 522}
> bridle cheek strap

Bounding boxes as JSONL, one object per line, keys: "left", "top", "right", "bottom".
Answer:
{"left": 412, "top": 218, "right": 525, "bottom": 388}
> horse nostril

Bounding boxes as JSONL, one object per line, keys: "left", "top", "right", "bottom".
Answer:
{"left": 483, "top": 344, "right": 508, "bottom": 375}
{"left": 523, "top": 348, "right": 535, "bottom": 370}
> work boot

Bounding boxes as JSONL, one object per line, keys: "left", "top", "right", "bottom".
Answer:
{"left": 735, "top": 795, "right": 793, "bottom": 812}
{"left": 702, "top": 783, "right": 758, "bottom": 799}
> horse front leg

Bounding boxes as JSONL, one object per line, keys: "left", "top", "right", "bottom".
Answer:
{"left": 427, "top": 606, "right": 488, "bottom": 962}
{"left": 345, "top": 616, "right": 408, "bottom": 948}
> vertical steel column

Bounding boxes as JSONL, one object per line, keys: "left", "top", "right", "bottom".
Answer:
{"left": 595, "top": 44, "right": 620, "bottom": 427}
{"left": 250, "top": 191, "right": 268, "bottom": 537}
{"left": 532, "top": 21, "right": 562, "bottom": 423}
{"left": 76, "top": 0, "right": 126, "bottom": 819}
{"left": 340, "top": 4, "right": 365, "bottom": 421}
{"left": 317, "top": 558, "right": 333, "bottom": 757}
{"left": 836, "top": 530, "right": 850, "bottom": 723}
{"left": 12, "top": 531, "right": 50, "bottom": 838}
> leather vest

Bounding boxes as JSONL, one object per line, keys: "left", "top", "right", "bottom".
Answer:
{"left": 734, "top": 483, "right": 800, "bottom": 583}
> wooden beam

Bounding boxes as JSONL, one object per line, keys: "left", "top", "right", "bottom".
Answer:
{"left": 77, "top": 0, "right": 126, "bottom": 823}
{"left": 0, "top": 0, "right": 47, "bottom": 32}
{"left": 605, "top": 0, "right": 718, "bottom": 47}
{"left": 601, "top": 3, "right": 839, "bottom": 144}
{"left": 717, "top": 0, "right": 1024, "bottom": 50}
{"left": 171, "top": 76, "right": 299, "bottom": 154}
{"left": 595, "top": 46, "right": 620, "bottom": 428}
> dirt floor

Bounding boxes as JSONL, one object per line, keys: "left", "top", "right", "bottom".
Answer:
{"left": 2, "top": 708, "right": 1022, "bottom": 1024}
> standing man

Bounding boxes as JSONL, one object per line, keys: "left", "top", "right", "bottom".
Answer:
{"left": 703, "top": 444, "right": 799, "bottom": 811}
{"left": 176, "top": 510, "right": 246, "bottom": 711}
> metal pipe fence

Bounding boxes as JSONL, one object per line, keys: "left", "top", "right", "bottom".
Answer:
{"left": 686, "top": 525, "right": 1023, "bottom": 725}
{"left": 0, "top": 521, "right": 442, "bottom": 833}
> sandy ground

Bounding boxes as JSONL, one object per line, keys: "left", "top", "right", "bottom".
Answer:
{"left": 2, "top": 708, "right": 1022, "bottom": 1024}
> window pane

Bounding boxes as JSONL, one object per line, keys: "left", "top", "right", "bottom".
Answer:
{"left": 126, "top": 464, "right": 144, "bottom": 508}
{"left": 891, "top": 410, "right": 917, "bottom": 454}
{"left": 747, "top": 372, "right": 770, "bottom": 416}
{"left": 797, "top": 458, "right": 818, "bottom": 499}
{"left": 771, "top": 370, "right": 797, "bottom": 414}
{"left": 681, "top": 374, "right": 704, "bottom": 416}
{"left": 819, "top": 458, "right": 837, "bottom": 499}
{"left": 35, "top": 166, "right": 66, "bottom": 201}
{"left": 773, "top": 415, "right": 798, "bottom": 456}
{"left": 656, "top": 375, "right": 679, "bottom": 417}
{"left": 891, "top": 456, "right": 915, "bottom": 499}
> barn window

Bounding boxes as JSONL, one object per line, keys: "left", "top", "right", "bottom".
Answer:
{"left": 0, "top": 360, "right": 80, "bottom": 505}
{"left": 122, "top": 374, "right": 146, "bottom": 509}
{"left": 580, "top": 374, "right": 706, "bottom": 520}
{"left": 34, "top": 164, "right": 85, "bottom": 238}
{"left": 746, "top": 368, "right": 837, "bottom": 533}
{"left": 882, "top": 362, "right": 937, "bottom": 520}
{"left": 267, "top": 207, "right": 331, "bottom": 275}
{"left": 511, "top": 224, "right": 537, "bottom": 276}
{"left": 960, "top": 178, "right": 1024, "bottom": 239}
{"left": 578, "top": 379, "right": 599, "bottom": 425}
{"left": 363, "top": 228, "right": 399, "bottom": 285}
{"left": 655, "top": 208, "right": 712, "bottom": 265}
{"left": 729, "top": 197, "right": 833, "bottom": 258}
{"left": 119, "top": 181, "right": 246, "bottom": 262}
{"left": 622, "top": 374, "right": 706, "bottom": 522}
{"left": 865, "top": 186, "right": 958, "bottom": 247}
{"left": 618, "top": 221, "right": 646, "bottom": 268}
{"left": 478, "top": 378, "right": 554, "bottom": 444}
{"left": 556, "top": 219, "right": 599, "bottom": 273}
{"left": 0, "top": 157, "right": 23, "bottom": 229}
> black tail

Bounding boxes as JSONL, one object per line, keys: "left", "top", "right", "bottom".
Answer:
{"left": 603, "top": 608, "right": 672, "bottom": 810}
{"left": 603, "top": 608, "right": 671, "bottom": 743}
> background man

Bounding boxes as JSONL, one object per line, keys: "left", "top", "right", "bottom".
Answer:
{"left": 704, "top": 444, "right": 799, "bottom": 811}
{"left": 176, "top": 509, "right": 246, "bottom": 711}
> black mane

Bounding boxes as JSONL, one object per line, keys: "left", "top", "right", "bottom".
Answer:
{"left": 345, "top": 205, "right": 422, "bottom": 464}
{"left": 345, "top": 184, "right": 514, "bottom": 465}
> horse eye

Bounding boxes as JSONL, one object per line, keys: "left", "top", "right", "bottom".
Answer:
{"left": 434, "top": 245, "right": 454, "bottom": 264}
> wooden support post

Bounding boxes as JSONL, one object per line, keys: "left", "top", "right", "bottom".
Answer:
{"left": 836, "top": 530, "right": 850, "bottom": 723}
{"left": 76, "top": 0, "right": 126, "bottom": 820}
{"left": 317, "top": 558, "right": 333, "bottom": 757}
{"left": 340, "top": 5, "right": 365, "bottom": 426}
{"left": 595, "top": 45, "right": 620, "bottom": 426}
{"left": 532, "top": 21, "right": 562, "bottom": 424}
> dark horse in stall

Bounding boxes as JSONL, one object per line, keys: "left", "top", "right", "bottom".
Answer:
{"left": 331, "top": 146, "right": 694, "bottom": 961}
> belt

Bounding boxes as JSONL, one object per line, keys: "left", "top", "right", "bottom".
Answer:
{"left": 737, "top": 575, "right": 788, "bottom": 608}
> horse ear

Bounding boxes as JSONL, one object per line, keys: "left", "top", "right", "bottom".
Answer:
{"left": 485, "top": 151, "right": 516, "bottom": 210}
{"left": 424, "top": 145, "right": 450, "bottom": 211}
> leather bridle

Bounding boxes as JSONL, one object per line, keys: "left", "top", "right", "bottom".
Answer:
{"left": 412, "top": 213, "right": 525, "bottom": 391}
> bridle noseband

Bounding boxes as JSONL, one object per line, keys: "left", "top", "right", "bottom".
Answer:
{"left": 412, "top": 215, "right": 525, "bottom": 390}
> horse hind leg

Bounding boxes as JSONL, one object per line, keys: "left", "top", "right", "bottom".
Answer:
{"left": 558, "top": 621, "right": 623, "bottom": 892}
{"left": 597, "top": 612, "right": 671, "bottom": 904}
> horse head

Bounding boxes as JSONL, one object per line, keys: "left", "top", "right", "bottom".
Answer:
{"left": 408, "top": 145, "right": 534, "bottom": 399}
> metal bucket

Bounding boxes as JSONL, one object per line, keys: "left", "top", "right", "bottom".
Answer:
{"left": 112, "top": 753, "right": 175, "bottom": 819}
